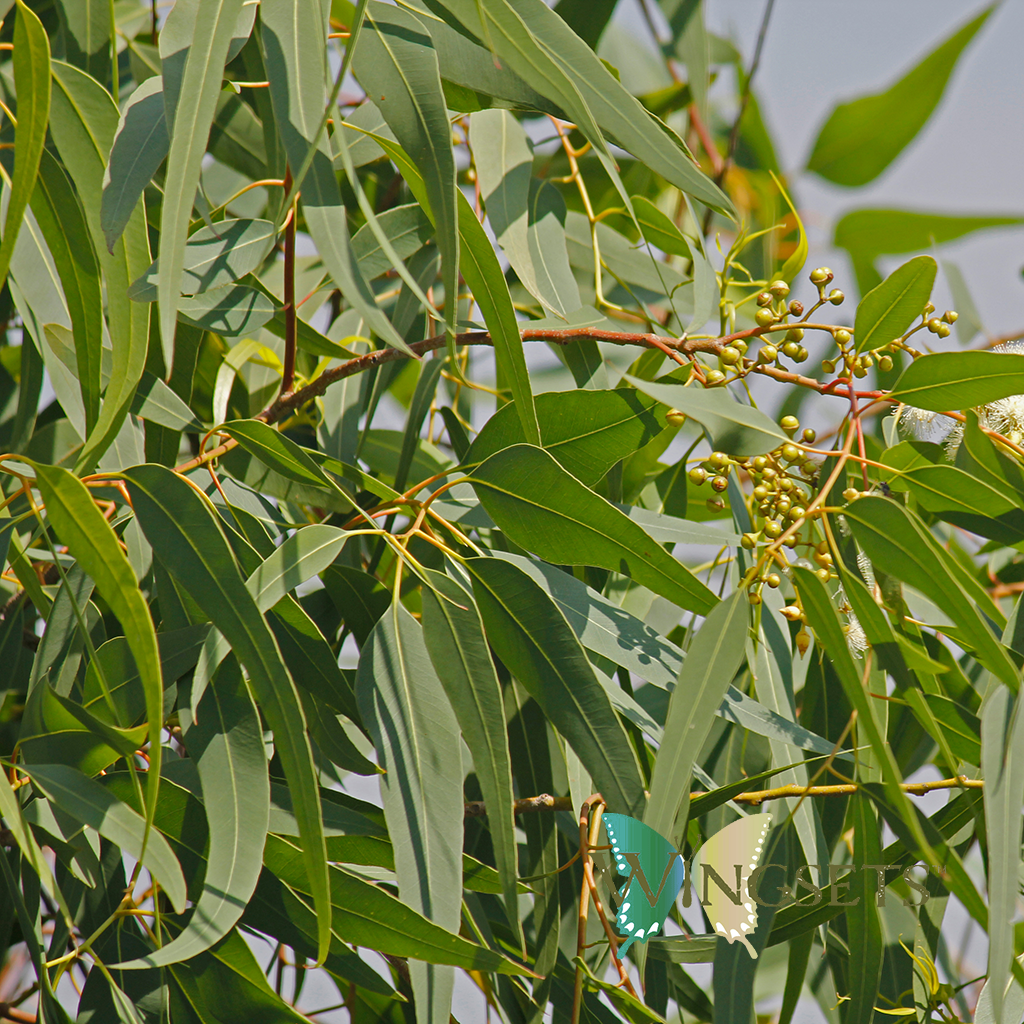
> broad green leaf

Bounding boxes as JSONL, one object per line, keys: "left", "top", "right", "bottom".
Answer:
{"left": 123, "top": 464, "right": 332, "bottom": 963}
{"left": 348, "top": 125, "right": 541, "bottom": 442}
{"left": 56, "top": 0, "right": 111, "bottom": 83}
{"left": 844, "top": 496, "right": 1016, "bottom": 687}
{"left": 322, "top": 565, "right": 391, "bottom": 646}
{"left": 49, "top": 61, "right": 152, "bottom": 473}
{"left": 247, "top": 525, "right": 350, "bottom": 612}
{"left": 22, "top": 764, "right": 186, "bottom": 913}
{"left": 471, "top": 109, "right": 580, "bottom": 317}
{"left": 423, "top": 0, "right": 733, "bottom": 215}
{"left": 643, "top": 590, "right": 747, "bottom": 847}
{"left": 356, "top": 605, "right": 463, "bottom": 1022}
{"left": 0, "top": 1, "right": 50, "bottom": 287}
{"left": 624, "top": 374, "right": 788, "bottom": 456}
{"left": 889, "top": 351, "right": 1024, "bottom": 412}
{"left": 129, "top": 219, "right": 277, "bottom": 302}
{"left": 260, "top": 0, "right": 413, "bottom": 354}
{"left": 806, "top": 6, "right": 994, "bottom": 186}
{"left": 980, "top": 686, "right": 1024, "bottom": 1022}
{"left": 467, "top": 556, "right": 646, "bottom": 815}
{"left": 130, "top": 372, "right": 204, "bottom": 432}
{"left": 176, "top": 283, "right": 276, "bottom": 337}
{"left": 262, "top": 834, "right": 534, "bottom": 975}
{"left": 32, "top": 464, "right": 165, "bottom": 815}
{"left": 354, "top": 1, "right": 460, "bottom": 351}
{"left": 350, "top": 202, "right": 434, "bottom": 281}
{"left": 119, "top": 659, "right": 269, "bottom": 968}
{"left": 854, "top": 255, "right": 936, "bottom": 354}
{"left": 101, "top": 77, "right": 168, "bottom": 253}
{"left": 469, "top": 444, "right": 717, "bottom": 614}
{"left": 167, "top": 928, "right": 309, "bottom": 1024}
{"left": 631, "top": 196, "right": 692, "bottom": 258}
{"left": 419, "top": 569, "right": 520, "bottom": 949}
{"left": 31, "top": 150, "right": 102, "bottom": 433}
{"left": 846, "top": 795, "right": 884, "bottom": 1024}
{"left": 464, "top": 388, "right": 662, "bottom": 485}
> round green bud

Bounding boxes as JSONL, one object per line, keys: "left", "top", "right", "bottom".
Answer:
{"left": 796, "top": 346, "right": 809, "bottom": 362}
{"left": 828, "top": 288, "right": 845, "bottom": 305}
{"left": 788, "top": 505, "right": 806, "bottom": 521}
{"left": 842, "top": 487, "right": 860, "bottom": 502}
{"left": 748, "top": 591, "right": 762, "bottom": 606}
{"left": 786, "top": 327, "right": 805, "bottom": 342}
{"left": 761, "top": 466, "right": 778, "bottom": 482}
{"left": 755, "top": 307, "right": 776, "bottom": 328}
{"left": 861, "top": 354, "right": 873, "bottom": 368}
{"left": 705, "top": 369, "right": 726, "bottom": 385}
{"left": 788, "top": 300, "right": 805, "bottom": 317}
{"left": 756, "top": 291, "right": 774, "bottom": 307}
{"left": 781, "top": 443, "right": 801, "bottom": 462}
{"left": 688, "top": 467, "right": 707, "bottom": 486}
{"left": 801, "top": 460, "right": 817, "bottom": 477}
{"left": 706, "top": 497, "right": 726, "bottom": 513}
{"left": 758, "top": 501, "right": 773, "bottom": 517}
{"left": 720, "top": 346, "right": 742, "bottom": 366}
{"left": 776, "top": 497, "right": 792, "bottom": 514}
{"left": 781, "top": 415, "right": 800, "bottom": 434}
{"left": 766, "top": 573, "right": 781, "bottom": 589}
{"left": 943, "top": 310, "right": 959, "bottom": 324}
{"left": 734, "top": 339, "right": 749, "bottom": 355}
{"left": 834, "top": 328, "right": 852, "bottom": 345}
{"left": 936, "top": 323, "right": 951, "bottom": 339}
{"left": 878, "top": 354, "right": 893, "bottom": 372}
{"left": 753, "top": 484, "right": 769, "bottom": 501}
{"left": 853, "top": 363, "right": 868, "bottom": 378}
{"left": 926, "top": 318, "right": 943, "bottom": 334}
{"left": 779, "top": 477, "right": 795, "bottom": 493}
{"left": 665, "top": 408, "right": 687, "bottom": 427}
{"left": 764, "top": 520, "right": 783, "bottom": 539}
{"left": 711, "top": 475, "right": 729, "bottom": 493}
{"left": 769, "top": 280, "right": 790, "bottom": 298}
{"left": 809, "top": 267, "right": 833, "bottom": 285}
{"left": 923, "top": 301, "right": 935, "bottom": 316}
{"left": 741, "top": 532, "right": 758, "bottom": 550}
{"left": 751, "top": 456, "right": 768, "bottom": 473}
{"left": 822, "top": 358, "right": 836, "bottom": 374}
{"left": 815, "top": 567, "right": 831, "bottom": 582}
{"left": 783, "top": 341, "right": 801, "bottom": 358}
{"left": 801, "top": 427, "right": 816, "bottom": 443}
{"left": 758, "top": 344, "right": 778, "bottom": 363}
{"left": 709, "top": 451, "right": 729, "bottom": 469}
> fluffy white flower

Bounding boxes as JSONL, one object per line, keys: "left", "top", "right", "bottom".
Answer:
{"left": 899, "top": 405, "right": 941, "bottom": 439}
{"left": 856, "top": 549, "right": 875, "bottom": 589}
{"left": 843, "top": 613, "right": 868, "bottom": 659}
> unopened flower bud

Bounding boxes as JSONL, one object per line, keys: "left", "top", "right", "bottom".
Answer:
{"left": 758, "top": 344, "right": 778, "bottom": 364}
{"left": 842, "top": 487, "right": 860, "bottom": 502}
{"left": 706, "top": 497, "right": 726, "bottom": 512}
{"left": 705, "top": 369, "right": 726, "bottom": 386}
{"left": 810, "top": 267, "right": 833, "bottom": 285}
{"left": 827, "top": 289, "right": 845, "bottom": 305}
{"left": 755, "top": 308, "right": 776, "bottom": 328}
{"left": 788, "top": 300, "right": 804, "bottom": 317}
{"left": 781, "top": 605, "right": 803, "bottom": 621}
{"left": 756, "top": 291, "right": 774, "bottom": 307}
{"left": 943, "top": 310, "right": 958, "bottom": 324}
{"left": 795, "top": 629, "right": 810, "bottom": 656}
{"left": 688, "top": 466, "right": 706, "bottom": 485}
{"left": 834, "top": 328, "right": 852, "bottom": 345}
{"left": 878, "top": 354, "right": 893, "bottom": 372}
{"left": 720, "top": 346, "right": 742, "bottom": 366}
{"left": 781, "top": 415, "right": 800, "bottom": 435}
{"left": 666, "top": 408, "right": 687, "bottom": 426}
{"left": 769, "top": 280, "right": 790, "bottom": 298}
{"left": 936, "top": 323, "right": 951, "bottom": 339}
{"left": 926, "top": 318, "right": 943, "bottom": 334}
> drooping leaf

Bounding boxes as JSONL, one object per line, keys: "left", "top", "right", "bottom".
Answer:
{"left": 467, "top": 555, "right": 646, "bottom": 815}
{"left": 123, "top": 464, "right": 332, "bottom": 963}
{"left": 889, "top": 351, "right": 1024, "bottom": 412}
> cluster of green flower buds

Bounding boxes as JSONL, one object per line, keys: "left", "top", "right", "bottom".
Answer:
{"left": 923, "top": 302, "right": 958, "bottom": 338}
{"left": 687, "top": 449, "right": 735, "bottom": 513}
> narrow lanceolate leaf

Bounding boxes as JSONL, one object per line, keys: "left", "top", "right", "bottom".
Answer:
{"left": 356, "top": 605, "right": 464, "bottom": 1024}
{"left": 624, "top": 375, "right": 788, "bottom": 456}
{"left": 854, "top": 255, "right": 936, "bottom": 354}
{"left": 0, "top": 1, "right": 50, "bottom": 287}
{"left": 49, "top": 62, "right": 152, "bottom": 473}
{"left": 980, "top": 686, "right": 1024, "bottom": 1023}
{"left": 644, "top": 591, "right": 747, "bottom": 847}
{"left": 846, "top": 795, "right": 884, "bottom": 1024}
{"left": 101, "top": 77, "right": 168, "bottom": 253}
{"left": 32, "top": 464, "right": 164, "bottom": 821}
{"left": 806, "top": 6, "right": 994, "bottom": 186}
{"left": 117, "top": 660, "right": 270, "bottom": 969}
{"left": 792, "top": 566, "right": 935, "bottom": 861}
{"left": 419, "top": 569, "right": 521, "bottom": 951}
{"left": 157, "top": 0, "right": 246, "bottom": 369}
{"left": 246, "top": 525, "right": 350, "bottom": 612}
{"left": 467, "top": 556, "right": 646, "bottom": 816}
{"left": 22, "top": 764, "right": 186, "bottom": 913}
{"left": 259, "top": 0, "right": 411, "bottom": 354}
{"left": 844, "top": 496, "right": 1016, "bottom": 688}
{"left": 470, "top": 109, "right": 579, "bottom": 318}
{"left": 360, "top": 128, "right": 541, "bottom": 443}
{"left": 123, "top": 464, "right": 331, "bottom": 963}
{"left": 354, "top": 2, "right": 459, "bottom": 347}
{"left": 469, "top": 445, "right": 717, "bottom": 614}
{"left": 0, "top": 768, "right": 59, "bottom": 899}
{"left": 31, "top": 150, "right": 102, "bottom": 433}
{"left": 889, "top": 351, "right": 1024, "bottom": 412}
